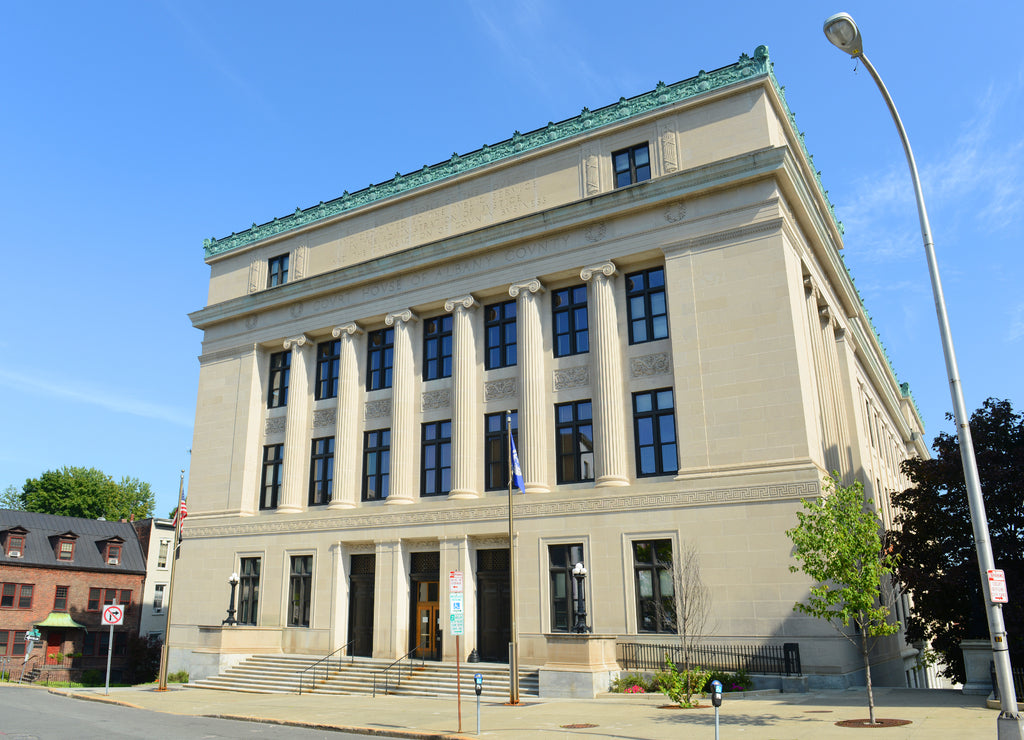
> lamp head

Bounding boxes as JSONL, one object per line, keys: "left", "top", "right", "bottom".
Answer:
{"left": 229, "top": 572, "right": 239, "bottom": 584}
{"left": 823, "top": 12, "right": 863, "bottom": 57}
{"left": 572, "top": 562, "right": 587, "bottom": 576}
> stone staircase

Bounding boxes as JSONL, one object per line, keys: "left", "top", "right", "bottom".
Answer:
{"left": 191, "top": 654, "right": 539, "bottom": 699}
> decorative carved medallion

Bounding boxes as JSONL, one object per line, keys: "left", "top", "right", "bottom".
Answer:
{"left": 422, "top": 390, "right": 451, "bottom": 410}
{"left": 484, "top": 378, "right": 518, "bottom": 401}
{"left": 244, "top": 316, "right": 258, "bottom": 330}
{"left": 553, "top": 366, "right": 590, "bottom": 390}
{"left": 630, "top": 353, "right": 672, "bottom": 378}
{"left": 664, "top": 202, "right": 687, "bottom": 223}
{"left": 585, "top": 222, "right": 607, "bottom": 243}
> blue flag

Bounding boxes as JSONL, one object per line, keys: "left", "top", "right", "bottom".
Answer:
{"left": 510, "top": 433, "right": 525, "bottom": 494}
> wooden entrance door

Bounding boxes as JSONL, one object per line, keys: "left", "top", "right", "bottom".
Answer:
{"left": 414, "top": 580, "right": 440, "bottom": 660}
{"left": 45, "top": 631, "right": 62, "bottom": 663}
{"left": 347, "top": 554, "right": 376, "bottom": 658}
{"left": 476, "top": 549, "right": 510, "bottom": 663}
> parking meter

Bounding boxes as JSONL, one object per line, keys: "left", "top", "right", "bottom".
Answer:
{"left": 710, "top": 679, "right": 723, "bottom": 707}
{"left": 474, "top": 673, "right": 483, "bottom": 696}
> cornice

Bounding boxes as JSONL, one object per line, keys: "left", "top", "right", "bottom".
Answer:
{"left": 182, "top": 479, "right": 819, "bottom": 539}
{"left": 201, "top": 47, "right": 839, "bottom": 259}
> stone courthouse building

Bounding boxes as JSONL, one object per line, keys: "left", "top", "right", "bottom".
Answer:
{"left": 173, "top": 46, "right": 929, "bottom": 691}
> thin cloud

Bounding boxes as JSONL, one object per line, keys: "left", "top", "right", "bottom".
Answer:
{"left": 0, "top": 368, "right": 192, "bottom": 427}
{"left": 1008, "top": 304, "right": 1024, "bottom": 343}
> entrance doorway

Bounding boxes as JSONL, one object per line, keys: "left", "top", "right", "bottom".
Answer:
{"left": 347, "top": 554, "right": 375, "bottom": 658}
{"left": 46, "top": 631, "right": 62, "bottom": 663}
{"left": 414, "top": 581, "right": 440, "bottom": 661}
{"left": 476, "top": 549, "right": 510, "bottom": 663}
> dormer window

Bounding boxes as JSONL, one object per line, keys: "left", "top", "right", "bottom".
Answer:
{"left": 6, "top": 535, "right": 24, "bottom": 558}
{"left": 57, "top": 539, "right": 75, "bottom": 561}
{"left": 106, "top": 543, "right": 122, "bottom": 565}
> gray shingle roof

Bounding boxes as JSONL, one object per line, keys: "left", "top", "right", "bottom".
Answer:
{"left": 0, "top": 509, "right": 147, "bottom": 574}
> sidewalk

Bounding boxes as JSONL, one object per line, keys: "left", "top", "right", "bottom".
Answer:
{"left": 52, "top": 683, "right": 996, "bottom": 738}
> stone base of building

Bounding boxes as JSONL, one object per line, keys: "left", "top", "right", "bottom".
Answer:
{"left": 537, "top": 634, "right": 619, "bottom": 698}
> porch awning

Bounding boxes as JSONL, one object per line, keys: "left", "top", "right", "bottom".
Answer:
{"left": 35, "top": 611, "right": 87, "bottom": 629}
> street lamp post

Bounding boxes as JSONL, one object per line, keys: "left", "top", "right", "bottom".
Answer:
{"left": 572, "top": 562, "right": 590, "bottom": 634}
{"left": 823, "top": 12, "right": 1022, "bottom": 734}
{"left": 222, "top": 572, "right": 239, "bottom": 627}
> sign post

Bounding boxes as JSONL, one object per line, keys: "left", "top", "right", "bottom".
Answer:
{"left": 449, "top": 571, "right": 464, "bottom": 732}
{"left": 102, "top": 603, "right": 124, "bottom": 695}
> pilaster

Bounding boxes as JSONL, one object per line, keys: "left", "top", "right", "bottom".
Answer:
{"left": 509, "top": 279, "right": 549, "bottom": 493}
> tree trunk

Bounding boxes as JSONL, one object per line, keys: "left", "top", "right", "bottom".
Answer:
{"left": 861, "top": 627, "right": 877, "bottom": 725}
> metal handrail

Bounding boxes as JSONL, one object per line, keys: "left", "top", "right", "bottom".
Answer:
{"left": 372, "top": 641, "right": 426, "bottom": 697}
{"left": 297, "top": 640, "right": 355, "bottom": 695}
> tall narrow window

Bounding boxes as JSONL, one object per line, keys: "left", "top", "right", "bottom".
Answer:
{"left": 315, "top": 340, "right": 341, "bottom": 400}
{"left": 484, "top": 411, "right": 518, "bottom": 491}
{"left": 260, "top": 444, "right": 284, "bottom": 510}
{"left": 267, "top": 253, "right": 289, "bottom": 287}
{"left": 309, "top": 436, "right": 335, "bottom": 506}
{"left": 548, "top": 544, "right": 584, "bottom": 632}
{"left": 54, "top": 586, "right": 68, "bottom": 611}
{"left": 423, "top": 314, "right": 453, "bottom": 380}
{"left": 552, "top": 285, "right": 589, "bottom": 357}
{"left": 555, "top": 400, "right": 594, "bottom": 484}
{"left": 626, "top": 267, "right": 668, "bottom": 344}
{"left": 366, "top": 328, "right": 394, "bottom": 390}
{"left": 613, "top": 143, "right": 651, "bottom": 187}
{"left": 289, "top": 555, "right": 312, "bottom": 627}
{"left": 157, "top": 540, "right": 170, "bottom": 568}
{"left": 268, "top": 350, "right": 291, "bottom": 408}
{"left": 239, "top": 557, "right": 260, "bottom": 626}
{"left": 87, "top": 588, "right": 102, "bottom": 611}
{"left": 421, "top": 420, "right": 452, "bottom": 497}
{"left": 484, "top": 300, "right": 517, "bottom": 370}
{"left": 153, "top": 584, "right": 165, "bottom": 612}
{"left": 633, "top": 388, "right": 678, "bottom": 477}
{"left": 362, "top": 429, "right": 391, "bottom": 501}
{"left": 633, "top": 539, "right": 676, "bottom": 633}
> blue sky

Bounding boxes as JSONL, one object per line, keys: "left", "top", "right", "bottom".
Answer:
{"left": 2, "top": 2, "right": 1021, "bottom": 518}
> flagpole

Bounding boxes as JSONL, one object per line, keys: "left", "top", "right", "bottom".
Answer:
{"left": 157, "top": 470, "right": 185, "bottom": 691}
{"left": 507, "top": 410, "right": 520, "bottom": 705}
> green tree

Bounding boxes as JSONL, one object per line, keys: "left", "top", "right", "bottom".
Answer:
{"left": 890, "top": 398, "right": 1024, "bottom": 683}
{"left": 787, "top": 474, "right": 900, "bottom": 725}
{"left": 1, "top": 484, "right": 24, "bottom": 510}
{"left": 21, "top": 466, "right": 155, "bottom": 520}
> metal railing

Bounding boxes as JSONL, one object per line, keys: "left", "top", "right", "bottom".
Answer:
{"left": 372, "top": 641, "right": 426, "bottom": 697}
{"left": 619, "top": 641, "right": 802, "bottom": 676}
{"left": 990, "top": 662, "right": 1024, "bottom": 703}
{"left": 298, "top": 640, "right": 356, "bottom": 695}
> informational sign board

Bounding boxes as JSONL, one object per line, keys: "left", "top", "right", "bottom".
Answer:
{"left": 449, "top": 570, "right": 463, "bottom": 593}
{"left": 102, "top": 604, "right": 125, "bottom": 625}
{"left": 988, "top": 569, "right": 1009, "bottom": 603}
{"left": 449, "top": 592, "right": 464, "bottom": 635}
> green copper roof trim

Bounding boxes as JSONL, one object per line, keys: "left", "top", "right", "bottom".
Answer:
{"left": 202, "top": 45, "right": 843, "bottom": 257}
{"left": 35, "top": 611, "right": 87, "bottom": 629}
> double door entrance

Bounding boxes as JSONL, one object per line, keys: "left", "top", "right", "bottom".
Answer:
{"left": 413, "top": 580, "right": 441, "bottom": 661}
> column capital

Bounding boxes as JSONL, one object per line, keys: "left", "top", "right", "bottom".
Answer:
{"left": 580, "top": 261, "right": 617, "bottom": 282}
{"left": 331, "top": 322, "right": 363, "bottom": 339}
{"left": 444, "top": 295, "right": 479, "bottom": 312}
{"left": 509, "top": 279, "right": 544, "bottom": 298}
{"left": 385, "top": 308, "right": 418, "bottom": 326}
{"left": 282, "top": 334, "right": 313, "bottom": 350}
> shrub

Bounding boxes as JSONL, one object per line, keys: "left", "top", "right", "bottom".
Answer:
{"left": 81, "top": 669, "right": 104, "bottom": 687}
{"left": 707, "top": 668, "right": 753, "bottom": 692}
{"left": 167, "top": 670, "right": 189, "bottom": 684}
{"left": 659, "top": 658, "right": 710, "bottom": 708}
{"left": 610, "top": 672, "right": 656, "bottom": 693}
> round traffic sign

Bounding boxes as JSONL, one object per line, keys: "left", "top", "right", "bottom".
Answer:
{"left": 102, "top": 604, "right": 124, "bottom": 625}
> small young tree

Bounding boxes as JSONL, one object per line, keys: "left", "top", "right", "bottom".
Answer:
{"left": 787, "top": 474, "right": 900, "bottom": 725}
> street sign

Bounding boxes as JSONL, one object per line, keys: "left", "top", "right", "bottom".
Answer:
{"left": 988, "top": 569, "right": 1009, "bottom": 603}
{"left": 449, "top": 570, "right": 463, "bottom": 593}
{"left": 102, "top": 604, "right": 125, "bottom": 625}
{"left": 25, "top": 629, "right": 41, "bottom": 642}
{"left": 449, "top": 592, "right": 464, "bottom": 636}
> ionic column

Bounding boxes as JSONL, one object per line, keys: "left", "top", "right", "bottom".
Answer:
{"left": 279, "top": 334, "right": 313, "bottom": 513}
{"left": 581, "top": 261, "right": 629, "bottom": 486}
{"left": 445, "top": 296, "right": 480, "bottom": 499}
{"left": 385, "top": 309, "right": 418, "bottom": 504}
{"left": 509, "top": 279, "right": 548, "bottom": 493}
{"left": 330, "top": 323, "right": 363, "bottom": 509}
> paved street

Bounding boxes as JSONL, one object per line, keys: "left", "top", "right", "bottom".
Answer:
{"left": 16, "top": 682, "right": 1008, "bottom": 739}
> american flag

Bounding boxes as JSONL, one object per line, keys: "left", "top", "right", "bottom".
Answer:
{"left": 172, "top": 496, "right": 188, "bottom": 528}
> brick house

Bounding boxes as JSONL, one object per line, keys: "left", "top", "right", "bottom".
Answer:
{"left": 0, "top": 510, "right": 146, "bottom": 681}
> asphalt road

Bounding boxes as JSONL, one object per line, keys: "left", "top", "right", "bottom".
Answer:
{"left": 0, "top": 686, "right": 373, "bottom": 739}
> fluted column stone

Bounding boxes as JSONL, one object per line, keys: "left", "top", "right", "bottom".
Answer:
{"left": 445, "top": 296, "right": 480, "bottom": 499}
{"left": 279, "top": 334, "right": 313, "bottom": 513}
{"left": 581, "top": 261, "right": 629, "bottom": 486}
{"left": 330, "top": 323, "right": 362, "bottom": 509}
{"left": 385, "top": 309, "right": 418, "bottom": 504}
{"left": 509, "top": 279, "right": 548, "bottom": 493}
